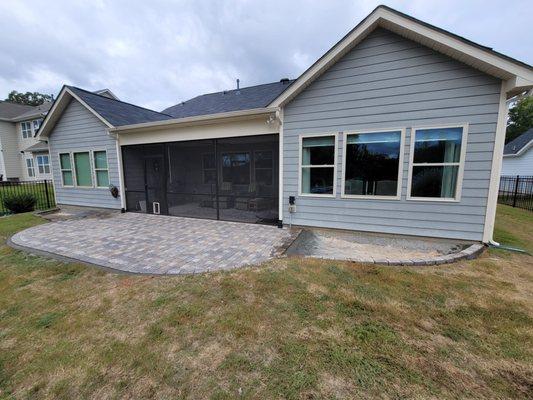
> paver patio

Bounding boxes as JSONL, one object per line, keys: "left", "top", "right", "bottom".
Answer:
{"left": 10, "top": 213, "right": 298, "bottom": 274}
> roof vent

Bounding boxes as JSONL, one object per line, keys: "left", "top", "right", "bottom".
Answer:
{"left": 280, "top": 78, "right": 290, "bottom": 84}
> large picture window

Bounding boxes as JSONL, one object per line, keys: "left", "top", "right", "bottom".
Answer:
{"left": 342, "top": 129, "right": 404, "bottom": 198}
{"left": 408, "top": 125, "right": 467, "bottom": 200}
{"left": 73, "top": 152, "right": 92, "bottom": 187}
{"left": 300, "top": 134, "right": 336, "bottom": 196}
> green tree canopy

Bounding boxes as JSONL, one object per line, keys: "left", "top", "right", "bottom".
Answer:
{"left": 5, "top": 90, "right": 53, "bottom": 106}
{"left": 506, "top": 95, "right": 533, "bottom": 143}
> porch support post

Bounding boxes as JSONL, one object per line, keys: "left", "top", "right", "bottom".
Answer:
{"left": 278, "top": 108, "right": 284, "bottom": 228}
{"left": 114, "top": 133, "right": 127, "bottom": 211}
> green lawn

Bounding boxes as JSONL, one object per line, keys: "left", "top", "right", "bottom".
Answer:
{"left": 0, "top": 206, "right": 531, "bottom": 399}
{"left": 0, "top": 182, "right": 55, "bottom": 215}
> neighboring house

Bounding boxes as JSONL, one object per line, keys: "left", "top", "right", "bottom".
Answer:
{"left": 502, "top": 129, "right": 533, "bottom": 176}
{"left": 0, "top": 100, "right": 52, "bottom": 181}
{"left": 38, "top": 6, "right": 533, "bottom": 243}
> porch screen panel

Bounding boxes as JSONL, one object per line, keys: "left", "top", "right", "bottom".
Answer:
{"left": 166, "top": 139, "right": 217, "bottom": 220}
{"left": 217, "top": 135, "right": 278, "bottom": 224}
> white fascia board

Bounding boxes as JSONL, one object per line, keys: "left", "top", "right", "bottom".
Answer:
{"left": 270, "top": 7, "right": 533, "bottom": 107}
{"left": 38, "top": 87, "right": 114, "bottom": 139}
{"left": 110, "top": 107, "right": 279, "bottom": 133}
{"left": 502, "top": 139, "right": 533, "bottom": 158}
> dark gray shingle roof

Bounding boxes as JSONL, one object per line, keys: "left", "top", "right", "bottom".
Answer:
{"left": 504, "top": 128, "right": 533, "bottom": 155}
{"left": 67, "top": 86, "right": 172, "bottom": 126}
{"left": 162, "top": 80, "right": 294, "bottom": 118}
{"left": 0, "top": 101, "right": 35, "bottom": 119}
{"left": 14, "top": 101, "right": 53, "bottom": 120}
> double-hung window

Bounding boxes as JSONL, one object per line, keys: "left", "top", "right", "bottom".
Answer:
{"left": 36, "top": 155, "right": 50, "bottom": 174}
{"left": 342, "top": 129, "right": 404, "bottom": 198}
{"left": 21, "top": 121, "right": 32, "bottom": 138}
{"left": 32, "top": 119, "right": 43, "bottom": 134}
{"left": 60, "top": 153, "right": 74, "bottom": 186}
{"left": 25, "top": 158, "right": 35, "bottom": 177}
{"left": 93, "top": 151, "right": 109, "bottom": 187}
{"left": 254, "top": 151, "right": 273, "bottom": 185}
{"left": 202, "top": 153, "right": 216, "bottom": 184}
{"left": 408, "top": 125, "right": 467, "bottom": 201}
{"left": 300, "top": 134, "right": 337, "bottom": 196}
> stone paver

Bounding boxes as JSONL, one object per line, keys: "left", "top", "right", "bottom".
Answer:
{"left": 286, "top": 228, "right": 484, "bottom": 266}
{"left": 10, "top": 213, "right": 299, "bottom": 274}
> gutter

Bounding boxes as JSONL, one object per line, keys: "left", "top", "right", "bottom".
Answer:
{"left": 110, "top": 107, "right": 279, "bottom": 133}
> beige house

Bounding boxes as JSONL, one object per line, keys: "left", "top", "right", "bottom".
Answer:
{"left": 0, "top": 100, "right": 52, "bottom": 181}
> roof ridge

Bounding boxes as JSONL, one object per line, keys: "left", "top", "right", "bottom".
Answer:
{"left": 197, "top": 79, "right": 295, "bottom": 98}
{"left": 67, "top": 86, "right": 174, "bottom": 118}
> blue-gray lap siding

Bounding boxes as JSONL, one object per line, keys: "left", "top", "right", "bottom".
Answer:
{"left": 282, "top": 28, "right": 502, "bottom": 241}
{"left": 48, "top": 99, "right": 121, "bottom": 209}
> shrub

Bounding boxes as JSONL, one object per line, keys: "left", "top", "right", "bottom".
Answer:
{"left": 2, "top": 193, "right": 37, "bottom": 214}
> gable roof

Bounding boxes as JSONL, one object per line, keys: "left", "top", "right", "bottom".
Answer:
{"left": 12, "top": 101, "right": 53, "bottom": 121}
{"left": 38, "top": 86, "right": 172, "bottom": 138}
{"left": 269, "top": 5, "right": 533, "bottom": 107}
{"left": 67, "top": 86, "right": 172, "bottom": 126}
{"left": 504, "top": 128, "right": 533, "bottom": 156}
{"left": 0, "top": 101, "right": 35, "bottom": 120}
{"left": 162, "top": 80, "right": 294, "bottom": 119}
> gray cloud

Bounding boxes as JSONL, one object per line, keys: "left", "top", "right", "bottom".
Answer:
{"left": 1, "top": 0, "right": 531, "bottom": 111}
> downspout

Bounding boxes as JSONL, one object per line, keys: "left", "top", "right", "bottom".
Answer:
{"left": 108, "top": 130, "right": 127, "bottom": 211}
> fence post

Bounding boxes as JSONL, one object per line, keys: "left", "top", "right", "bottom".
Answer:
{"left": 512, "top": 175, "right": 520, "bottom": 208}
{"left": 44, "top": 180, "right": 51, "bottom": 209}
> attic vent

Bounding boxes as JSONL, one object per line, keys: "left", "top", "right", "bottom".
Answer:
{"left": 280, "top": 78, "right": 290, "bottom": 84}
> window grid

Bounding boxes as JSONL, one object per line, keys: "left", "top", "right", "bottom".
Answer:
{"left": 25, "top": 158, "right": 35, "bottom": 177}
{"left": 299, "top": 133, "right": 337, "bottom": 197}
{"left": 36, "top": 155, "right": 50, "bottom": 175}
{"left": 93, "top": 151, "right": 109, "bottom": 187}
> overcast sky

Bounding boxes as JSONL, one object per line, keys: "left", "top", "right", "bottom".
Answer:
{"left": 1, "top": 0, "right": 531, "bottom": 111}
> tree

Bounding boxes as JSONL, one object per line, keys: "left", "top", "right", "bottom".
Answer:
{"left": 506, "top": 95, "right": 533, "bottom": 143}
{"left": 5, "top": 90, "right": 53, "bottom": 106}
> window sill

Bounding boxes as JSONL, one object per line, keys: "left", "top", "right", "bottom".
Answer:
{"left": 298, "top": 193, "right": 336, "bottom": 198}
{"left": 341, "top": 194, "right": 401, "bottom": 201}
{"left": 406, "top": 196, "right": 460, "bottom": 203}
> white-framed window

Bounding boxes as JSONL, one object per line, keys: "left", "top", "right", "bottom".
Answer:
{"left": 342, "top": 129, "right": 405, "bottom": 199}
{"left": 407, "top": 124, "right": 468, "bottom": 201}
{"left": 21, "top": 121, "right": 32, "bottom": 138}
{"left": 36, "top": 155, "right": 50, "bottom": 175}
{"left": 299, "top": 133, "right": 337, "bottom": 197}
{"left": 73, "top": 151, "right": 93, "bottom": 187}
{"left": 93, "top": 150, "right": 109, "bottom": 187}
{"left": 32, "top": 118, "right": 43, "bottom": 134}
{"left": 59, "top": 153, "right": 74, "bottom": 186}
{"left": 25, "top": 157, "right": 35, "bottom": 177}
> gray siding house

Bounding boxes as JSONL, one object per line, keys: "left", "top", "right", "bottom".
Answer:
{"left": 38, "top": 6, "right": 533, "bottom": 243}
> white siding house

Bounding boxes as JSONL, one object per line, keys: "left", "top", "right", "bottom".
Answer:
{"left": 501, "top": 129, "right": 533, "bottom": 176}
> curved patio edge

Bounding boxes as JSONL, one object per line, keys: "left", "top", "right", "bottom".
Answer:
{"left": 344, "top": 243, "right": 486, "bottom": 266}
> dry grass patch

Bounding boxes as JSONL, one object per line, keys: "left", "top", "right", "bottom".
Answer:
{"left": 0, "top": 208, "right": 532, "bottom": 399}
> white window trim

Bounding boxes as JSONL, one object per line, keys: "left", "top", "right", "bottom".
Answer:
{"left": 25, "top": 157, "right": 35, "bottom": 178}
{"left": 298, "top": 132, "right": 338, "bottom": 198}
{"left": 21, "top": 121, "right": 32, "bottom": 138}
{"left": 59, "top": 152, "right": 75, "bottom": 187}
{"left": 36, "top": 154, "right": 50, "bottom": 175}
{"left": 93, "top": 149, "right": 110, "bottom": 188}
{"left": 58, "top": 149, "right": 109, "bottom": 189}
{"left": 72, "top": 151, "right": 94, "bottom": 188}
{"left": 406, "top": 123, "right": 469, "bottom": 202}
{"left": 341, "top": 128, "right": 405, "bottom": 200}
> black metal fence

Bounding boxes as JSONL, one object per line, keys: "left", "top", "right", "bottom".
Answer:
{"left": 498, "top": 175, "right": 533, "bottom": 212}
{"left": 0, "top": 180, "right": 55, "bottom": 215}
